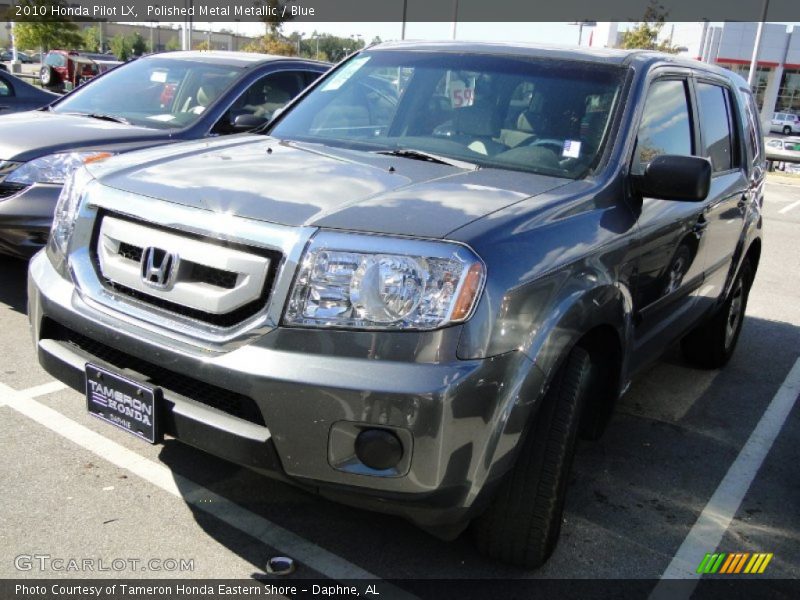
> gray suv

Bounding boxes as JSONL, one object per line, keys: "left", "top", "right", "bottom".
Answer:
{"left": 28, "top": 42, "right": 764, "bottom": 568}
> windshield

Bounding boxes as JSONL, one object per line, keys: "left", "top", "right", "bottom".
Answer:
{"left": 270, "top": 50, "right": 625, "bottom": 178}
{"left": 52, "top": 57, "right": 243, "bottom": 130}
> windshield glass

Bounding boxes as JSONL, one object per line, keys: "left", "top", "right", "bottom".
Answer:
{"left": 53, "top": 58, "right": 243, "bottom": 130}
{"left": 270, "top": 50, "right": 625, "bottom": 178}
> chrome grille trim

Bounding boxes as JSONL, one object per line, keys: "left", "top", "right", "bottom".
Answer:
{"left": 68, "top": 182, "right": 316, "bottom": 348}
{"left": 98, "top": 215, "right": 270, "bottom": 315}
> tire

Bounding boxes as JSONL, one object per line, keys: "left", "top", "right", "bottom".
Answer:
{"left": 784, "top": 125, "right": 792, "bottom": 135}
{"left": 681, "top": 260, "right": 753, "bottom": 369}
{"left": 40, "top": 65, "right": 53, "bottom": 87}
{"left": 472, "top": 347, "right": 592, "bottom": 568}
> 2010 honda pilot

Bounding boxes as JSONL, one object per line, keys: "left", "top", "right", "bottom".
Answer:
{"left": 28, "top": 42, "right": 764, "bottom": 568}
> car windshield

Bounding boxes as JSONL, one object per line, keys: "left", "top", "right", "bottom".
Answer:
{"left": 52, "top": 57, "right": 243, "bottom": 130}
{"left": 269, "top": 50, "right": 625, "bottom": 178}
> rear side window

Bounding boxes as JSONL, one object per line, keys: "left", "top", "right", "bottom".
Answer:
{"left": 696, "top": 82, "right": 738, "bottom": 172}
{"left": 0, "top": 79, "right": 11, "bottom": 97}
{"left": 632, "top": 79, "right": 693, "bottom": 175}
{"left": 743, "top": 92, "right": 762, "bottom": 164}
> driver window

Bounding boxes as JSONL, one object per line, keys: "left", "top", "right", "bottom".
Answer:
{"left": 632, "top": 79, "right": 694, "bottom": 175}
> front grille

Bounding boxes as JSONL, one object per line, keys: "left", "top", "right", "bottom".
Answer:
{"left": 0, "top": 182, "right": 28, "bottom": 199}
{"left": 44, "top": 320, "right": 265, "bottom": 426}
{"left": 92, "top": 211, "right": 281, "bottom": 329}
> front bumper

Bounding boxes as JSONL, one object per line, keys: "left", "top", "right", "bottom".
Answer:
{"left": 28, "top": 251, "right": 543, "bottom": 529}
{"left": 0, "top": 183, "right": 60, "bottom": 258}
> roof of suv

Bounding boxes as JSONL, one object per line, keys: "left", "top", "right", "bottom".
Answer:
{"left": 370, "top": 41, "right": 748, "bottom": 87}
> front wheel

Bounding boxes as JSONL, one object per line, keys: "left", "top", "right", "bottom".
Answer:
{"left": 681, "top": 260, "right": 753, "bottom": 369}
{"left": 472, "top": 347, "right": 592, "bottom": 568}
{"left": 784, "top": 125, "right": 792, "bottom": 135}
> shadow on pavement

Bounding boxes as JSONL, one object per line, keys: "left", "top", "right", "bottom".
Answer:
{"left": 0, "top": 255, "right": 29, "bottom": 315}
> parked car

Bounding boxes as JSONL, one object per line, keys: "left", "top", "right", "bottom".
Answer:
{"left": 0, "top": 50, "right": 33, "bottom": 63}
{"left": 770, "top": 111, "right": 800, "bottom": 135}
{"left": 39, "top": 50, "right": 123, "bottom": 91}
{"left": 28, "top": 42, "right": 764, "bottom": 568}
{"left": 0, "top": 71, "right": 59, "bottom": 115}
{"left": 0, "top": 50, "right": 328, "bottom": 258}
{"left": 765, "top": 136, "right": 800, "bottom": 165}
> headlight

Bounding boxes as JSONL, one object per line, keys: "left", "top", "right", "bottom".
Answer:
{"left": 6, "top": 151, "right": 112, "bottom": 185}
{"left": 285, "top": 232, "right": 485, "bottom": 330}
{"left": 49, "top": 166, "right": 94, "bottom": 259}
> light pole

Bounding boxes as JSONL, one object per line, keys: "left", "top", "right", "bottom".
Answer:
{"left": 452, "top": 0, "right": 458, "bottom": 40}
{"left": 401, "top": 0, "right": 407, "bottom": 40}
{"left": 747, "top": 0, "right": 770, "bottom": 88}
{"left": 312, "top": 33, "right": 320, "bottom": 59}
{"left": 296, "top": 32, "right": 305, "bottom": 56}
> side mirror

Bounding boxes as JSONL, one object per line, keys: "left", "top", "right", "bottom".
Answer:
{"left": 232, "top": 114, "right": 268, "bottom": 131}
{"left": 633, "top": 155, "right": 712, "bottom": 202}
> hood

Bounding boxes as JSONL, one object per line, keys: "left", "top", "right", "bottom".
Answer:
{"left": 93, "top": 136, "right": 572, "bottom": 239}
{"left": 0, "top": 110, "right": 172, "bottom": 161}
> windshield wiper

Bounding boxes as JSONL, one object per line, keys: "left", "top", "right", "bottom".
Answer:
{"left": 65, "top": 112, "right": 130, "bottom": 125}
{"left": 375, "top": 148, "right": 478, "bottom": 170}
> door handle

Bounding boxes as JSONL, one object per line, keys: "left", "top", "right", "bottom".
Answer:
{"left": 692, "top": 216, "right": 708, "bottom": 237}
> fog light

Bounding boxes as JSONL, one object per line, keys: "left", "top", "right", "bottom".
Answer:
{"left": 354, "top": 428, "right": 403, "bottom": 470}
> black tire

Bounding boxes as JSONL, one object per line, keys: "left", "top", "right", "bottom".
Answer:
{"left": 40, "top": 65, "right": 54, "bottom": 87}
{"left": 681, "top": 260, "right": 753, "bottom": 369}
{"left": 783, "top": 125, "right": 792, "bottom": 136}
{"left": 472, "top": 347, "right": 592, "bottom": 568}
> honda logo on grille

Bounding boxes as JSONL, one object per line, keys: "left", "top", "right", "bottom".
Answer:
{"left": 141, "top": 247, "right": 179, "bottom": 289}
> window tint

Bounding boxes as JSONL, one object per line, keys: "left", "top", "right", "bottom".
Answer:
{"left": 632, "top": 79, "right": 693, "bottom": 174}
{"left": 696, "top": 83, "right": 737, "bottom": 172}
{"left": 0, "top": 79, "right": 11, "bottom": 97}
{"left": 231, "top": 71, "right": 304, "bottom": 122}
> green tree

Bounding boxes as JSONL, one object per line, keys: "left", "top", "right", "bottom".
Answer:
{"left": 619, "top": 0, "right": 680, "bottom": 53}
{"left": 165, "top": 37, "right": 181, "bottom": 52}
{"left": 82, "top": 26, "right": 101, "bottom": 53}
{"left": 255, "top": 0, "right": 294, "bottom": 35}
{"left": 242, "top": 34, "right": 296, "bottom": 56}
{"left": 11, "top": 1, "right": 83, "bottom": 52}
{"left": 131, "top": 32, "right": 148, "bottom": 57}
{"left": 110, "top": 34, "right": 132, "bottom": 61}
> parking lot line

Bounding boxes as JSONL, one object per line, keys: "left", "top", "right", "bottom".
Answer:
{"left": 778, "top": 199, "right": 800, "bottom": 214}
{"left": 650, "top": 357, "right": 800, "bottom": 596}
{"left": 0, "top": 381, "right": 415, "bottom": 595}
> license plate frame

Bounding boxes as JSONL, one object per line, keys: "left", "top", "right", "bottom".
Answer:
{"left": 85, "top": 363, "right": 161, "bottom": 444}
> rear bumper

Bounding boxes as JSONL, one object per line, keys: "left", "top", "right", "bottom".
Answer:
{"left": 0, "top": 183, "right": 60, "bottom": 258}
{"left": 28, "top": 251, "right": 542, "bottom": 529}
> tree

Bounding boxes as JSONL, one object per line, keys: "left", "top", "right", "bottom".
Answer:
{"left": 11, "top": 1, "right": 83, "bottom": 52}
{"left": 242, "top": 34, "right": 296, "bottom": 57}
{"left": 619, "top": 0, "right": 680, "bottom": 53}
{"left": 255, "top": 0, "right": 294, "bottom": 35}
{"left": 165, "top": 37, "right": 181, "bottom": 52}
{"left": 110, "top": 34, "right": 132, "bottom": 61}
{"left": 131, "top": 33, "right": 148, "bottom": 57}
{"left": 82, "top": 26, "right": 101, "bottom": 53}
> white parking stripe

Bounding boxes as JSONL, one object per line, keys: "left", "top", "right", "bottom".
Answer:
{"left": 650, "top": 357, "right": 800, "bottom": 597}
{"left": 778, "top": 199, "right": 800, "bottom": 214}
{"left": 1, "top": 382, "right": 416, "bottom": 597}
{"left": 20, "top": 381, "right": 68, "bottom": 398}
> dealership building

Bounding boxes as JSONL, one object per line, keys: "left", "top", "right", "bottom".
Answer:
{"left": 590, "top": 22, "right": 800, "bottom": 129}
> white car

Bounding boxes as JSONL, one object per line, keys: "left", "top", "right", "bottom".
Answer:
{"left": 771, "top": 112, "right": 800, "bottom": 135}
